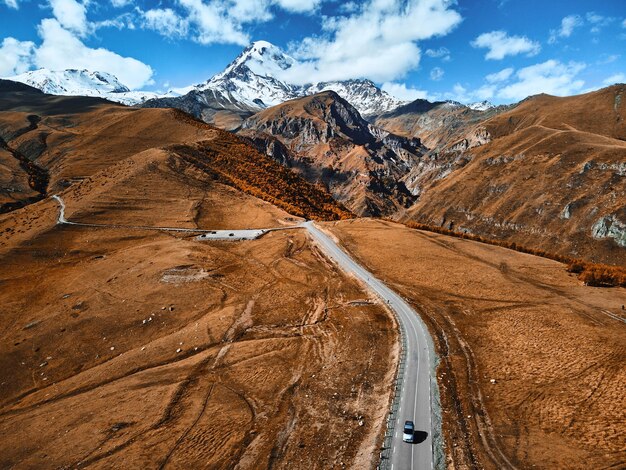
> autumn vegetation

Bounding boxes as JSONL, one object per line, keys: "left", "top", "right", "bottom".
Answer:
{"left": 169, "top": 131, "right": 353, "bottom": 222}
{"left": 403, "top": 221, "right": 626, "bottom": 288}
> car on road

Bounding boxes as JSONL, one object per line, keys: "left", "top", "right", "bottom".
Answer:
{"left": 403, "top": 420, "right": 414, "bottom": 443}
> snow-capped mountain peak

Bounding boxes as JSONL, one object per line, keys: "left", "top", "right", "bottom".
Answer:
{"left": 9, "top": 69, "right": 130, "bottom": 95}
{"left": 198, "top": 40, "right": 299, "bottom": 108}
{"left": 219, "top": 40, "right": 295, "bottom": 79}
{"left": 304, "top": 79, "right": 404, "bottom": 117}
{"left": 468, "top": 100, "right": 494, "bottom": 111}
{"left": 7, "top": 41, "right": 407, "bottom": 117}
{"left": 199, "top": 40, "right": 404, "bottom": 116}
{"left": 6, "top": 68, "right": 164, "bottom": 105}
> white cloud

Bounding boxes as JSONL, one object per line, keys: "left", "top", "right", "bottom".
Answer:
{"left": 176, "top": 0, "right": 251, "bottom": 45}
{"left": 623, "top": 18, "right": 626, "bottom": 28}
{"left": 597, "top": 54, "right": 619, "bottom": 65}
{"left": 560, "top": 15, "right": 583, "bottom": 37}
{"left": 448, "top": 83, "right": 473, "bottom": 102}
{"left": 3, "top": 0, "right": 19, "bottom": 8}
{"left": 586, "top": 12, "right": 615, "bottom": 33}
{"left": 338, "top": 1, "right": 359, "bottom": 14}
{"left": 425, "top": 46, "right": 450, "bottom": 61}
{"left": 94, "top": 12, "right": 136, "bottom": 31}
{"left": 430, "top": 66, "right": 444, "bottom": 81}
{"left": 603, "top": 73, "right": 626, "bottom": 85}
{"left": 274, "top": 0, "right": 323, "bottom": 14}
{"left": 0, "top": 37, "right": 35, "bottom": 76}
{"left": 34, "top": 19, "right": 153, "bottom": 89}
{"left": 448, "top": 60, "right": 588, "bottom": 105}
{"left": 486, "top": 67, "right": 513, "bottom": 83}
{"left": 471, "top": 30, "right": 540, "bottom": 60}
{"left": 439, "top": 82, "right": 497, "bottom": 104}
{"left": 171, "top": 0, "right": 323, "bottom": 46}
{"left": 49, "top": 0, "right": 89, "bottom": 37}
{"left": 474, "top": 85, "right": 496, "bottom": 100}
{"left": 382, "top": 82, "right": 433, "bottom": 102}
{"left": 280, "top": 0, "right": 462, "bottom": 84}
{"left": 497, "top": 60, "right": 585, "bottom": 100}
{"left": 111, "top": 0, "right": 131, "bottom": 6}
{"left": 548, "top": 13, "right": 615, "bottom": 42}
{"left": 142, "top": 8, "right": 189, "bottom": 38}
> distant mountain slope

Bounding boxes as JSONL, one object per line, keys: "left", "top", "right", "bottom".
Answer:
{"left": 140, "top": 87, "right": 260, "bottom": 131}
{"left": 7, "top": 69, "right": 162, "bottom": 105}
{"left": 239, "top": 90, "right": 424, "bottom": 216}
{"left": 402, "top": 84, "right": 626, "bottom": 264}
{"left": 374, "top": 98, "right": 509, "bottom": 152}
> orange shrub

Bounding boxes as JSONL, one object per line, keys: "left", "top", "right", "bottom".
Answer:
{"left": 169, "top": 132, "right": 353, "bottom": 221}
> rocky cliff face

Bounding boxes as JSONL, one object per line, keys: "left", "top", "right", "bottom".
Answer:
{"left": 374, "top": 99, "right": 508, "bottom": 152}
{"left": 239, "top": 91, "right": 425, "bottom": 216}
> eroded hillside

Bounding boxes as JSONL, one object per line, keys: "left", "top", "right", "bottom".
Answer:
{"left": 0, "top": 81, "right": 351, "bottom": 221}
{"left": 397, "top": 85, "right": 626, "bottom": 264}
{"left": 239, "top": 91, "right": 425, "bottom": 216}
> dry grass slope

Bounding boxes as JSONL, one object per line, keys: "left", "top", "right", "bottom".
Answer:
{"left": 401, "top": 85, "right": 626, "bottom": 265}
{"left": 404, "top": 220, "right": 626, "bottom": 287}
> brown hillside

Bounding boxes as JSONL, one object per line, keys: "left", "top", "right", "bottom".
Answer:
{"left": 402, "top": 85, "right": 626, "bottom": 265}
{"left": 0, "top": 81, "right": 349, "bottom": 220}
{"left": 484, "top": 86, "right": 625, "bottom": 140}
{"left": 0, "top": 83, "right": 392, "bottom": 468}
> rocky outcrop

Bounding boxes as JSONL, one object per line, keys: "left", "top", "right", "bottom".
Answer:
{"left": 401, "top": 85, "right": 626, "bottom": 264}
{"left": 374, "top": 99, "right": 508, "bottom": 152}
{"left": 592, "top": 215, "right": 626, "bottom": 247}
{"left": 239, "top": 91, "right": 425, "bottom": 216}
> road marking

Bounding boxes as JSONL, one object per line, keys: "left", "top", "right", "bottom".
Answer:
{"left": 301, "top": 222, "right": 437, "bottom": 470}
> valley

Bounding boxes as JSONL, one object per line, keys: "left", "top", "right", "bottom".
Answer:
{"left": 0, "top": 82, "right": 394, "bottom": 469}
{"left": 326, "top": 219, "right": 626, "bottom": 470}
{"left": 1, "top": 27, "right": 625, "bottom": 470}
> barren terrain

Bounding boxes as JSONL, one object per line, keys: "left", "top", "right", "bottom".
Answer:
{"left": 0, "top": 175, "right": 396, "bottom": 470}
{"left": 327, "top": 218, "right": 626, "bottom": 470}
{"left": 0, "top": 82, "right": 395, "bottom": 469}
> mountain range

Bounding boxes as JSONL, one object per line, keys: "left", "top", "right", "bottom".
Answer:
{"left": 7, "top": 41, "right": 492, "bottom": 126}
{"left": 3, "top": 40, "right": 624, "bottom": 264}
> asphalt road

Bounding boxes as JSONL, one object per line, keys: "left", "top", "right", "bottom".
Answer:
{"left": 303, "top": 221, "right": 435, "bottom": 470}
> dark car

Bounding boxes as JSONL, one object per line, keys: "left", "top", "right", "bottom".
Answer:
{"left": 403, "top": 420, "right": 414, "bottom": 443}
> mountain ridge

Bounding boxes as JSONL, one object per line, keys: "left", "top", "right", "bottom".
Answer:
{"left": 239, "top": 90, "right": 425, "bottom": 216}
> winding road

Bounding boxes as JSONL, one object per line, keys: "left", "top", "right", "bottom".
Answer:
{"left": 52, "top": 195, "right": 288, "bottom": 239}
{"left": 50, "top": 195, "right": 439, "bottom": 469}
{"left": 303, "top": 221, "right": 438, "bottom": 470}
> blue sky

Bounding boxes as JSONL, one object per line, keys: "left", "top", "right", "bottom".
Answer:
{"left": 1, "top": 0, "right": 625, "bottom": 104}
